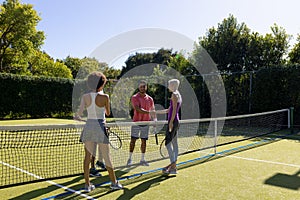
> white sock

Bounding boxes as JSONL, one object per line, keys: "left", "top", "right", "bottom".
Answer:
{"left": 129, "top": 152, "right": 133, "bottom": 159}
{"left": 141, "top": 153, "right": 145, "bottom": 161}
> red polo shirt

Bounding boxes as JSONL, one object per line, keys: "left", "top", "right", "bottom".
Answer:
{"left": 131, "top": 93, "right": 154, "bottom": 122}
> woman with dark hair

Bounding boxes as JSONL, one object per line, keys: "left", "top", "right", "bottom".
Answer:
{"left": 75, "top": 72, "right": 122, "bottom": 192}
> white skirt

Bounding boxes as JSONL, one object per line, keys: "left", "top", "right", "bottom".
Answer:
{"left": 80, "top": 119, "right": 109, "bottom": 144}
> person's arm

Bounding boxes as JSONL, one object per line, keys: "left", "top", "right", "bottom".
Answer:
{"left": 74, "top": 95, "right": 86, "bottom": 120}
{"left": 155, "top": 108, "right": 169, "bottom": 114}
{"left": 169, "top": 93, "right": 178, "bottom": 131}
{"left": 131, "top": 96, "right": 150, "bottom": 114}
{"left": 150, "top": 99, "right": 157, "bottom": 120}
{"left": 105, "top": 94, "right": 110, "bottom": 116}
{"left": 134, "top": 105, "right": 151, "bottom": 114}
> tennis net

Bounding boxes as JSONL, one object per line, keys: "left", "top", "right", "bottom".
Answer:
{"left": 0, "top": 108, "right": 291, "bottom": 188}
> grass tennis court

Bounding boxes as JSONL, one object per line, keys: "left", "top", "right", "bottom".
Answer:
{"left": 0, "top": 114, "right": 299, "bottom": 200}
{"left": 1, "top": 130, "right": 299, "bottom": 199}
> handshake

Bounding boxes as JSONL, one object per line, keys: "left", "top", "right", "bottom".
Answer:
{"left": 149, "top": 109, "right": 168, "bottom": 115}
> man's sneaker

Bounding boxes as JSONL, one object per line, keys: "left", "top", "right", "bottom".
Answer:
{"left": 169, "top": 168, "right": 177, "bottom": 175}
{"left": 126, "top": 159, "right": 132, "bottom": 166}
{"left": 89, "top": 168, "right": 102, "bottom": 177}
{"left": 84, "top": 184, "right": 95, "bottom": 193}
{"left": 110, "top": 181, "right": 123, "bottom": 190}
{"left": 140, "top": 160, "right": 149, "bottom": 166}
{"left": 96, "top": 161, "right": 106, "bottom": 170}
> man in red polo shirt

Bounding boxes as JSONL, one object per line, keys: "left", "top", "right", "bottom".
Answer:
{"left": 127, "top": 80, "right": 155, "bottom": 166}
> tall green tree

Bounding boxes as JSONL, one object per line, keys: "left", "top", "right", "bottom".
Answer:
{"left": 29, "top": 51, "right": 72, "bottom": 78}
{"left": 75, "top": 57, "right": 120, "bottom": 79}
{"left": 288, "top": 34, "right": 300, "bottom": 64}
{"left": 63, "top": 56, "right": 83, "bottom": 79}
{"left": 196, "top": 15, "right": 290, "bottom": 72}
{"left": 246, "top": 32, "right": 265, "bottom": 70}
{"left": 0, "top": 0, "right": 45, "bottom": 73}
{"left": 120, "top": 48, "right": 174, "bottom": 77}
{"left": 261, "top": 24, "right": 290, "bottom": 66}
{"left": 198, "top": 14, "right": 251, "bottom": 72}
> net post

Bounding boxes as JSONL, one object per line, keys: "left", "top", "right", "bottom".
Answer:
{"left": 214, "top": 120, "right": 217, "bottom": 154}
{"left": 289, "top": 107, "right": 294, "bottom": 134}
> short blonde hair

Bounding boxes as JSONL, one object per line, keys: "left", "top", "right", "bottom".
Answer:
{"left": 168, "top": 79, "right": 180, "bottom": 90}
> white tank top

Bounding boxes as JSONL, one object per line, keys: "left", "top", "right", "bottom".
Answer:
{"left": 86, "top": 92, "right": 106, "bottom": 119}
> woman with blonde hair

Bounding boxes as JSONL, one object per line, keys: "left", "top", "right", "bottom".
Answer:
{"left": 155, "top": 79, "right": 182, "bottom": 174}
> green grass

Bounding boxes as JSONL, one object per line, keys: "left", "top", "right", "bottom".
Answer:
{"left": 0, "top": 117, "right": 127, "bottom": 125}
{"left": 0, "top": 118, "right": 76, "bottom": 125}
{"left": 0, "top": 118, "right": 298, "bottom": 199}
{"left": 1, "top": 134, "right": 299, "bottom": 199}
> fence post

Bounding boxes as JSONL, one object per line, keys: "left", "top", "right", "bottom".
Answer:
{"left": 248, "top": 72, "right": 253, "bottom": 113}
{"left": 214, "top": 120, "right": 217, "bottom": 154}
{"left": 290, "top": 107, "right": 294, "bottom": 134}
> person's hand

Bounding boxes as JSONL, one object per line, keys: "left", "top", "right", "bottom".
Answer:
{"left": 149, "top": 110, "right": 156, "bottom": 115}
{"left": 169, "top": 122, "right": 173, "bottom": 132}
{"left": 73, "top": 115, "right": 81, "bottom": 121}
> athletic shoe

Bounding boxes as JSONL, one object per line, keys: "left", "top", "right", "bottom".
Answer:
{"left": 162, "top": 166, "right": 168, "bottom": 172}
{"left": 84, "top": 184, "right": 95, "bottom": 193}
{"left": 162, "top": 167, "right": 170, "bottom": 174}
{"left": 89, "top": 168, "right": 102, "bottom": 177}
{"left": 110, "top": 181, "right": 123, "bottom": 190}
{"left": 126, "top": 159, "right": 132, "bottom": 166}
{"left": 140, "top": 160, "right": 149, "bottom": 166}
{"left": 96, "top": 161, "right": 106, "bottom": 170}
{"left": 169, "top": 168, "right": 177, "bottom": 175}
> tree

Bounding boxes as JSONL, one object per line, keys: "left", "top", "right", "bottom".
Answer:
{"left": 29, "top": 51, "right": 72, "bottom": 78}
{"left": 198, "top": 14, "right": 251, "bottom": 72}
{"left": 75, "top": 57, "right": 120, "bottom": 79}
{"left": 261, "top": 24, "right": 290, "bottom": 66}
{"left": 0, "top": 0, "right": 45, "bottom": 73}
{"left": 288, "top": 34, "right": 300, "bottom": 64}
{"left": 120, "top": 48, "right": 174, "bottom": 77}
{"left": 246, "top": 24, "right": 290, "bottom": 69}
{"left": 63, "top": 56, "right": 83, "bottom": 79}
{"left": 245, "top": 32, "right": 265, "bottom": 70}
{"left": 195, "top": 15, "right": 290, "bottom": 72}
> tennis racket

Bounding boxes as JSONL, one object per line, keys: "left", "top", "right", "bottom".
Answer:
{"left": 74, "top": 118, "right": 122, "bottom": 149}
{"left": 152, "top": 126, "right": 158, "bottom": 145}
{"left": 159, "top": 138, "right": 168, "bottom": 158}
{"left": 106, "top": 128, "right": 122, "bottom": 149}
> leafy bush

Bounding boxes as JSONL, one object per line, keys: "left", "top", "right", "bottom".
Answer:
{"left": 0, "top": 73, "right": 73, "bottom": 118}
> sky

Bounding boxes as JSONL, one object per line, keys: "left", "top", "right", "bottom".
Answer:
{"left": 3, "top": 0, "right": 300, "bottom": 69}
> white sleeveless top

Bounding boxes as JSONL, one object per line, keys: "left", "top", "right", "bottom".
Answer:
{"left": 86, "top": 92, "right": 106, "bottom": 119}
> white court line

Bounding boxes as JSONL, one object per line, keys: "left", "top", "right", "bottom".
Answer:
{"left": 220, "top": 155, "right": 300, "bottom": 168}
{"left": 0, "top": 160, "right": 96, "bottom": 200}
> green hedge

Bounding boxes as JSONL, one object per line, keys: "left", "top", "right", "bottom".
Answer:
{"left": 0, "top": 73, "right": 73, "bottom": 118}
{"left": 1, "top": 66, "right": 299, "bottom": 125}
{"left": 251, "top": 66, "right": 300, "bottom": 124}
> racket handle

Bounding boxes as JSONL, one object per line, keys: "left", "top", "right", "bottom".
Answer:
{"left": 155, "top": 134, "right": 158, "bottom": 145}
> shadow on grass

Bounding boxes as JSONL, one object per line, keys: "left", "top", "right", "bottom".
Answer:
{"left": 263, "top": 130, "right": 300, "bottom": 142}
{"left": 11, "top": 130, "right": 300, "bottom": 199}
{"left": 9, "top": 176, "right": 82, "bottom": 200}
{"left": 95, "top": 175, "right": 175, "bottom": 200}
{"left": 56, "top": 170, "right": 176, "bottom": 200}
{"left": 52, "top": 170, "right": 135, "bottom": 200}
{"left": 10, "top": 170, "right": 129, "bottom": 200}
{"left": 264, "top": 169, "right": 300, "bottom": 190}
